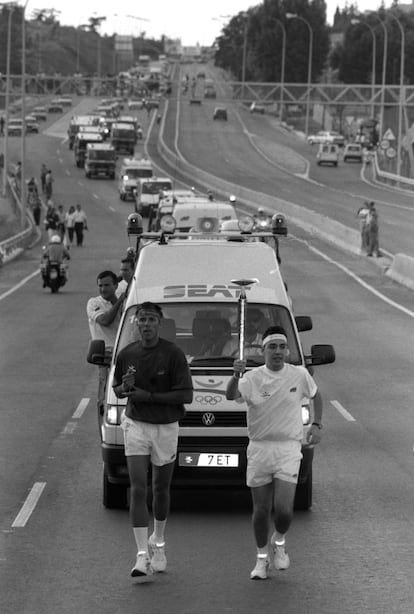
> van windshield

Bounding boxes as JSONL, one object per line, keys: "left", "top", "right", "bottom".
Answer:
{"left": 88, "top": 150, "right": 115, "bottom": 160}
{"left": 125, "top": 168, "right": 153, "bottom": 179}
{"left": 116, "top": 302, "right": 301, "bottom": 367}
{"left": 142, "top": 181, "right": 172, "bottom": 194}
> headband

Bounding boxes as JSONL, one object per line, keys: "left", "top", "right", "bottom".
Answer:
{"left": 262, "top": 333, "right": 288, "bottom": 347}
{"left": 135, "top": 308, "right": 161, "bottom": 320}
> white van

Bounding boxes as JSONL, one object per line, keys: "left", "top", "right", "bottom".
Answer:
{"left": 88, "top": 214, "right": 335, "bottom": 510}
{"left": 134, "top": 176, "right": 173, "bottom": 216}
{"left": 118, "top": 158, "right": 153, "bottom": 201}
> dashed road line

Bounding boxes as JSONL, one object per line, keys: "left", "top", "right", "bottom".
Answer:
{"left": 11, "top": 482, "right": 46, "bottom": 528}
{"left": 61, "top": 421, "right": 77, "bottom": 435}
{"left": 72, "top": 397, "right": 89, "bottom": 419}
{"left": 331, "top": 400, "right": 356, "bottom": 422}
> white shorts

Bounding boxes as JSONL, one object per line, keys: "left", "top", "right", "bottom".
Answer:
{"left": 121, "top": 415, "right": 179, "bottom": 466}
{"left": 246, "top": 439, "right": 302, "bottom": 488}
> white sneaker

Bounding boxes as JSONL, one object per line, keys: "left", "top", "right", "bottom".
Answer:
{"left": 250, "top": 555, "right": 269, "bottom": 580}
{"left": 271, "top": 533, "right": 290, "bottom": 570}
{"left": 148, "top": 535, "right": 167, "bottom": 572}
{"left": 131, "top": 552, "right": 153, "bottom": 577}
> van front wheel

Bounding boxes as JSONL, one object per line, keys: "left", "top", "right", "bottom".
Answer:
{"left": 103, "top": 467, "right": 127, "bottom": 509}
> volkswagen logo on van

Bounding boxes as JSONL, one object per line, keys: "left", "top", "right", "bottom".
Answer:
{"left": 202, "top": 412, "right": 216, "bottom": 426}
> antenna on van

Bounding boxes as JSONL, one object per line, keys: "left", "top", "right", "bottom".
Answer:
{"left": 231, "top": 278, "right": 259, "bottom": 378}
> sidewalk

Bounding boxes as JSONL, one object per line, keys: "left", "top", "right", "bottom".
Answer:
{"left": 0, "top": 194, "right": 21, "bottom": 241}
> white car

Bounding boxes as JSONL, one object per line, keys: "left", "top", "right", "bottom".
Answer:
{"left": 316, "top": 143, "right": 339, "bottom": 166}
{"left": 308, "top": 131, "right": 345, "bottom": 146}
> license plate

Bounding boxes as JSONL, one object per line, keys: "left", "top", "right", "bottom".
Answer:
{"left": 179, "top": 453, "right": 239, "bottom": 467}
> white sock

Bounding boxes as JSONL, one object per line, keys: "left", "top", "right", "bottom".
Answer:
{"left": 274, "top": 531, "right": 286, "bottom": 546}
{"left": 153, "top": 519, "right": 167, "bottom": 545}
{"left": 257, "top": 547, "right": 268, "bottom": 557}
{"left": 133, "top": 527, "right": 148, "bottom": 554}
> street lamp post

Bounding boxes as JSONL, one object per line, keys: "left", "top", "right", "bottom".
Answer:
{"left": 271, "top": 18, "right": 286, "bottom": 122}
{"left": 286, "top": 13, "right": 313, "bottom": 137}
{"left": 1, "top": 2, "right": 15, "bottom": 197}
{"left": 387, "top": 12, "right": 405, "bottom": 178}
{"left": 20, "top": 0, "right": 29, "bottom": 226}
{"left": 351, "top": 19, "right": 376, "bottom": 118}
{"left": 369, "top": 13, "right": 388, "bottom": 143}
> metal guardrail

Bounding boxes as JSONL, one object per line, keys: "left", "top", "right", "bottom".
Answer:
{"left": 0, "top": 177, "right": 35, "bottom": 266}
{"left": 372, "top": 153, "right": 414, "bottom": 192}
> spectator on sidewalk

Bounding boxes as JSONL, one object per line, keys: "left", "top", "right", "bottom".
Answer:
{"left": 357, "top": 201, "right": 370, "bottom": 254}
{"left": 367, "top": 201, "right": 380, "bottom": 257}
{"left": 40, "top": 163, "right": 47, "bottom": 194}
{"left": 73, "top": 203, "right": 88, "bottom": 246}
{"left": 65, "top": 205, "right": 76, "bottom": 246}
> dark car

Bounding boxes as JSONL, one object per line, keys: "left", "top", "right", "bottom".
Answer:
{"left": 213, "top": 107, "right": 228, "bottom": 121}
{"left": 47, "top": 103, "right": 64, "bottom": 113}
{"left": 249, "top": 102, "right": 265, "bottom": 114}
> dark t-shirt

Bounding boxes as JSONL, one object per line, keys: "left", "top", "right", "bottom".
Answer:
{"left": 113, "top": 338, "right": 193, "bottom": 424}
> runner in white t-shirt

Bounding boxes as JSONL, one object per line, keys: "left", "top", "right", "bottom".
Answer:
{"left": 226, "top": 326, "right": 323, "bottom": 580}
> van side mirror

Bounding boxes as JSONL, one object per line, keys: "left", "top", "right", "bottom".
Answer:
{"left": 86, "top": 339, "right": 111, "bottom": 365}
{"left": 305, "top": 344, "right": 336, "bottom": 367}
{"left": 295, "top": 316, "right": 313, "bottom": 332}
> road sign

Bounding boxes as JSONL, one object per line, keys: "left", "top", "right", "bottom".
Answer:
{"left": 380, "top": 139, "right": 389, "bottom": 150}
{"left": 386, "top": 147, "right": 396, "bottom": 159}
{"left": 383, "top": 128, "right": 396, "bottom": 140}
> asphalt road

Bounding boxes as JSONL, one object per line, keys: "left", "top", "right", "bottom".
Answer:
{"left": 1, "top": 85, "right": 414, "bottom": 613}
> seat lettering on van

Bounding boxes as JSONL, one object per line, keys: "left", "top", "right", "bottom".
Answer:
{"left": 164, "top": 284, "right": 248, "bottom": 298}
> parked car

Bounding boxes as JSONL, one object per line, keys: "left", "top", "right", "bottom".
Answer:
{"left": 7, "top": 118, "right": 24, "bottom": 136}
{"left": 213, "top": 107, "right": 228, "bottom": 121}
{"left": 249, "top": 102, "right": 265, "bottom": 114}
{"left": 308, "top": 130, "right": 345, "bottom": 146}
{"left": 31, "top": 106, "right": 48, "bottom": 121}
{"left": 343, "top": 143, "right": 363, "bottom": 162}
{"left": 47, "top": 102, "right": 64, "bottom": 113}
{"left": 25, "top": 115, "right": 40, "bottom": 133}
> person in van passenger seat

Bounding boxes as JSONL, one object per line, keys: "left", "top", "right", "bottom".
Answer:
{"left": 222, "top": 307, "right": 265, "bottom": 357}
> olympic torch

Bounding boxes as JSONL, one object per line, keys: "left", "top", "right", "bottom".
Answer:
{"left": 231, "top": 278, "right": 259, "bottom": 377}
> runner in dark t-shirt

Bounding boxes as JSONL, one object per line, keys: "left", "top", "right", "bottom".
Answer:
{"left": 113, "top": 302, "right": 193, "bottom": 579}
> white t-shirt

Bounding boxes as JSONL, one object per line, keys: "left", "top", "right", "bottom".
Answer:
{"left": 86, "top": 295, "right": 120, "bottom": 349}
{"left": 238, "top": 364, "right": 317, "bottom": 442}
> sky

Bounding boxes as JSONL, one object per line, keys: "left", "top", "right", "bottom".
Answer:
{"left": 28, "top": 0, "right": 394, "bottom": 46}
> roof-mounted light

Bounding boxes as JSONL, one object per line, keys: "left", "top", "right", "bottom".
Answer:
{"left": 271, "top": 213, "right": 288, "bottom": 236}
{"left": 238, "top": 215, "right": 255, "bottom": 232}
{"left": 127, "top": 212, "right": 143, "bottom": 235}
{"left": 159, "top": 214, "right": 176, "bottom": 233}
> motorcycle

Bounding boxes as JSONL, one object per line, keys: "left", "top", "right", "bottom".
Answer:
{"left": 42, "top": 260, "right": 67, "bottom": 293}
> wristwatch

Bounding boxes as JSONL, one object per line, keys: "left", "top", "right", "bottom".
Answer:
{"left": 312, "top": 422, "right": 323, "bottom": 430}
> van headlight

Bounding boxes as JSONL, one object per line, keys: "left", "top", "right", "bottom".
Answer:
{"left": 107, "top": 405, "right": 121, "bottom": 425}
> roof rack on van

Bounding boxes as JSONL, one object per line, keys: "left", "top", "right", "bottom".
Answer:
{"left": 126, "top": 212, "right": 288, "bottom": 265}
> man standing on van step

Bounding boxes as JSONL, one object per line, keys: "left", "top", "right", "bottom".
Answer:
{"left": 87, "top": 271, "right": 125, "bottom": 415}
{"left": 226, "top": 326, "right": 323, "bottom": 580}
{"left": 113, "top": 302, "right": 193, "bottom": 579}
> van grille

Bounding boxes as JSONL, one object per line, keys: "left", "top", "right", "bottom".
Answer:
{"left": 180, "top": 411, "right": 246, "bottom": 427}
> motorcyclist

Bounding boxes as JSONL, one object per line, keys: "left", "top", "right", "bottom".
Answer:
{"left": 40, "top": 234, "right": 70, "bottom": 288}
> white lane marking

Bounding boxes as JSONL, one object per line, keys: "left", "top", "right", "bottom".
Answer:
{"left": 65, "top": 169, "right": 71, "bottom": 175}
{"left": 109, "top": 206, "right": 115, "bottom": 212}
{"left": 293, "top": 236, "right": 414, "bottom": 319}
{"left": 72, "top": 397, "right": 89, "bottom": 419}
{"left": 93, "top": 194, "right": 99, "bottom": 199}
{"left": 0, "top": 270, "right": 39, "bottom": 302}
{"left": 331, "top": 400, "right": 356, "bottom": 422}
{"left": 12, "top": 482, "right": 46, "bottom": 528}
{"left": 61, "top": 421, "right": 77, "bottom": 435}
